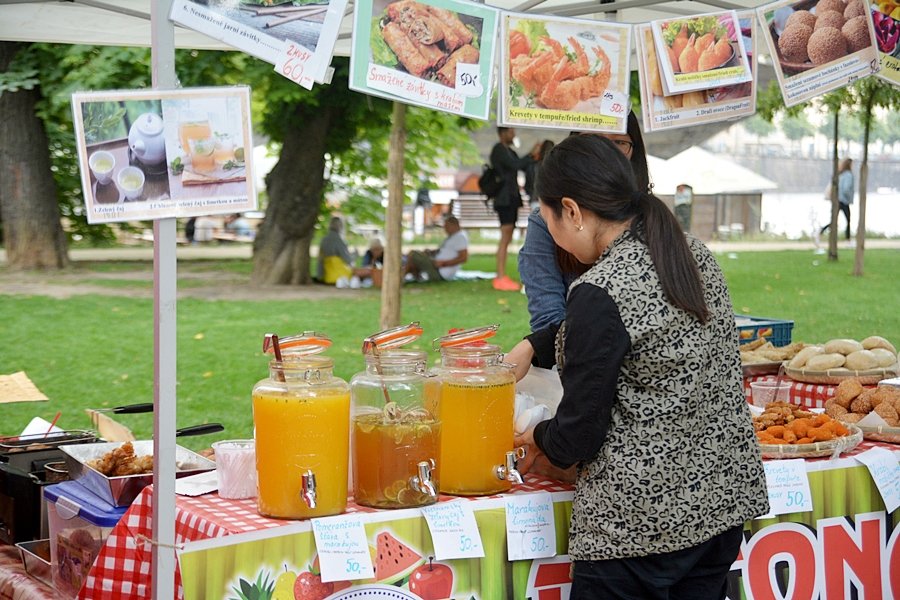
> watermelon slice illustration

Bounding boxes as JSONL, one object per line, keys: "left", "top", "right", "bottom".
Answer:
{"left": 374, "top": 531, "right": 425, "bottom": 584}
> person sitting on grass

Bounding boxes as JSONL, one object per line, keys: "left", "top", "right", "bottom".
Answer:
{"left": 404, "top": 216, "right": 468, "bottom": 283}
{"left": 317, "top": 216, "right": 369, "bottom": 287}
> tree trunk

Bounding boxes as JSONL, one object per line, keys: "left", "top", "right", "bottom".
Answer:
{"left": 0, "top": 42, "right": 68, "bottom": 270}
{"left": 853, "top": 94, "right": 875, "bottom": 277}
{"left": 827, "top": 110, "right": 839, "bottom": 262}
{"left": 251, "top": 104, "right": 333, "bottom": 285}
{"left": 380, "top": 102, "right": 407, "bottom": 330}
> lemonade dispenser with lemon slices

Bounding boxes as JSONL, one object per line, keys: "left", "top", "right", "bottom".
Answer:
{"left": 253, "top": 332, "right": 350, "bottom": 519}
{"left": 350, "top": 323, "right": 441, "bottom": 509}
{"left": 432, "top": 325, "right": 524, "bottom": 496}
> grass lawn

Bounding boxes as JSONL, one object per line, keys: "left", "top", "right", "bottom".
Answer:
{"left": 1, "top": 248, "right": 898, "bottom": 452}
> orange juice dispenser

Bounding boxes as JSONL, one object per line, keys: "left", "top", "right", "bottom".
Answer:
{"left": 432, "top": 326, "right": 524, "bottom": 496}
{"left": 252, "top": 332, "right": 350, "bottom": 519}
{"left": 351, "top": 323, "right": 441, "bottom": 509}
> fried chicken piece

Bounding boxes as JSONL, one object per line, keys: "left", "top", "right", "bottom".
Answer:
{"left": 839, "top": 413, "right": 864, "bottom": 423}
{"left": 87, "top": 442, "right": 153, "bottom": 477}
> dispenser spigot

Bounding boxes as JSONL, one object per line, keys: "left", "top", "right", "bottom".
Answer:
{"left": 409, "top": 460, "right": 437, "bottom": 498}
{"left": 301, "top": 469, "right": 317, "bottom": 509}
{"left": 495, "top": 447, "right": 526, "bottom": 484}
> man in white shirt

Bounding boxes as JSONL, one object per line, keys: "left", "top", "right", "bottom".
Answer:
{"left": 405, "top": 216, "right": 468, "bottom": 282}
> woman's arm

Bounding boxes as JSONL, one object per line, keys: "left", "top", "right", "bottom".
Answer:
{"left": 532, "top": 284, "right": 630, "bottom": 469}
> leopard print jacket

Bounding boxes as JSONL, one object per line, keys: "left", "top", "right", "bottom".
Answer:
{"left": 559, "top": 230, "right": 769, "bottom": 560}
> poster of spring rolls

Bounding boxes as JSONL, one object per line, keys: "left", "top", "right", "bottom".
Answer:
{"left": 72, "top": 87, "right": 256, "bottom": 225}
{"left": 756, "top": 0, "right": 881, "bottom": 107}
{"left": 636, "top": 12, "right": 757, "bottom": 132}
{"left": 169, "top": 0, "right": 347, "bottom": 88}
{"left": 872, "top": 4, "right": 900, "bottom": 85}
{"left": 498, "top": 14, "right": 632, "bottom": 133}
{"left": 349, "top": 0, "right": 499, "bottom": 120}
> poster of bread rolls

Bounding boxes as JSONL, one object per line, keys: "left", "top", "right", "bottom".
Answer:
{"left": 349, "top": 0, "right": 498, "bottom": 120}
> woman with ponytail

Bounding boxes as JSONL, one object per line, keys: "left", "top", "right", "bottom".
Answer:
{"left": 507, "top": 135, "right": 767, "bottom": 598}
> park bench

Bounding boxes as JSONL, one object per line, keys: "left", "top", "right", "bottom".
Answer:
{"left": 451, "top": 193, "right": 532, "bottom": 230}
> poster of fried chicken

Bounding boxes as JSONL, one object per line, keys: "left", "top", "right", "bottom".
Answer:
{"left": 756, "top": 0, "right": 881, "bottom": 107}
{"left": 498, "top": 14, "right": 632, "bottom": 133}
{"left": 350, "top": 0, "right": 499, "bottom": 120}
{"left": 636, "top": 11, "right": 757, "bottom": 132}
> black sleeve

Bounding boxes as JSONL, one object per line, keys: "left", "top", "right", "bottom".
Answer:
{"left": 533, "top": 283, "right": 631, "bottom": 469}
{"left": 490, "top": 143, "right": 533, "bottom": 172}
{"left": 524, "top": 322, "right": 561, "bottom": 369}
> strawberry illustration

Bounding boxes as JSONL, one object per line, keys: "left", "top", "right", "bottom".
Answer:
{"left": 293, "top": 562, "right": 333, "bottom": 600}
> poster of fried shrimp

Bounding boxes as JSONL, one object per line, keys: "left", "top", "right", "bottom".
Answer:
{"left": 498, "top": 14, "right": 632, "bottom": 133}
{"left": 349, "top": 0, "right": 499, "bottom": 120}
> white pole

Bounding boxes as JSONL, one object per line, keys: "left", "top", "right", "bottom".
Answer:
{"left": 150, "top": 2, "right": 178, "bottom": 599}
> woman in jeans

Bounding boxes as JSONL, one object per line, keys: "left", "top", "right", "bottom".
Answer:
{"left": 507, "top": 135, "right": 768, "bottom": 598}
{"left": 518, "top": 110, "right": 651, "bottom": 332}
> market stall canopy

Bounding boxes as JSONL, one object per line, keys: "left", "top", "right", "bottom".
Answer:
{"left": 0, "top": 0, "right": 774, "bottom": 56}
{"left": 651, "top": 146, "right": 778, "bottom": 195}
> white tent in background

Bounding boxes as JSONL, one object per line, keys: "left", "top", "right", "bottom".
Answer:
{"left": 662, "top": 146, "right": 778, "bottom": 195}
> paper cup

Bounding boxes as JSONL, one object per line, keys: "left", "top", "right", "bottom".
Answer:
{"left": 750, "top": 380, "right": 792, "bottom": 408}
{"left": 211, "top": 439, "right": 257, "bottom": 499}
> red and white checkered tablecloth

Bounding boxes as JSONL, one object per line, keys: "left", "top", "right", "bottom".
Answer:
{"left": 79, "top": 475, "right": 574, "bottom": 600}
{"left": 743, "top": 375, "right": 877, "bottom": 409}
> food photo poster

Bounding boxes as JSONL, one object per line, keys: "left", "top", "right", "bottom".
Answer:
{"left": 349, "top": 0, "right": 499, "bottom": 120}
{"left": 72, "top": 87, "right": 257, "bottom": 225}
{"left": 871, "top": 4, "right": 900, "bottom": 86}
{"left": 756, "top": 0, "right": 881, "bottom": 107}
{"left": 636, "top": 11, "right": 757, "bottom": 132}
{"left": 169, "top": 0, "right": 348, "bottom": 88}
{"left": 497, "top": 14, "right": 632, "bottom": 133}
{"left": 650, "top": 11, "right": 752, "bottom": 95}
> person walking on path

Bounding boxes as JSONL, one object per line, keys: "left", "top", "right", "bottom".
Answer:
{"left": 820, "top": 158, "right": 854, "bottom": 241}
{"left": 506, "top": 135, "right": 767, "bottom": 598}
{"left": 490, "top": 127, "right": 538, "bottom": 292}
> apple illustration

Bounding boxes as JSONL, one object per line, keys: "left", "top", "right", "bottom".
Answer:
{"left": 293, "top": 562, "right": 334, "bottom": 600}
{"left": 409, "top": 556, "right": 453, "bottom": 600}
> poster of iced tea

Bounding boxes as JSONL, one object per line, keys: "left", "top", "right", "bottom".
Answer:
{"left": 72, "top": 87, "right": 256, "bottom": 225}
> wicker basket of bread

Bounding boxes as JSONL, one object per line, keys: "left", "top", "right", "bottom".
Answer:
{"left": 784, "top": 336, "right": 898, "bottom": 384}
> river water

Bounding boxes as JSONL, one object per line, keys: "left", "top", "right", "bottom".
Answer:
{"left": 761, "top": 191, "right": 900, "bottom": 240}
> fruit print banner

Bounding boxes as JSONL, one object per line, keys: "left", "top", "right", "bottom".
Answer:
{"left": 498, "top": 13, "right": 632, "bottom": 133}
{"left": 756, "top": 0, "right": 882, "bottom": 107}
{"left": 872, "top": 5, "right": 900, "bottom": 86}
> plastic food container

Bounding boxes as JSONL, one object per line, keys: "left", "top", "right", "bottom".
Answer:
{"left": 16, "top": 538, "right": 52, "bottom": 587}
{"left": 735, "top": 315, "right": 794, "bottom": 347}
{"left": 44, "top": 481, "right": 127, "bottom": 599}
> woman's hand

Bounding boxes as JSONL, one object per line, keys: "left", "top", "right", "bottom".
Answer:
{"left": 505, "top": 339, "right": 535, "bottom": 382}
{"left": 514, "top": 426, "right": 540, "bottom": 474}
{"left": 514, "top": 426, "right": 577, "bottom": 484}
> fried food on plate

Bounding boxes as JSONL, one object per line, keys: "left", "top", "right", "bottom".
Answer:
{"left": 87, "top": 441, "right": 154, "bottom": 477}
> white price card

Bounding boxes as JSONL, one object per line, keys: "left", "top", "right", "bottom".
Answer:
{"left": 855, "top": 447, "right": 900, "bottom": 513}
{"left": 455, "top": 63, "right": 484, "bottom": 98}
{"left": 760, "top": 459, "right": 813, "bottom": 518}
{"left": 311, "top": 515, "right": 375, "bottom": 583}
{"left": 599, "top": 90, "right": 629, "bottom": 119}
{"left": 505, "top": 492, "right": 557, "bottom": 561}
{"left": 421, "top": 500, "right": 485, "bottom": 560}
{"left": 274, "top": 39, "right": 315, "bottom": 90}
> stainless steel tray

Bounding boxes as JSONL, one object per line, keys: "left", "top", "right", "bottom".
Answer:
{"left": 60, "top": 441, "right": 215, "bottom": 507}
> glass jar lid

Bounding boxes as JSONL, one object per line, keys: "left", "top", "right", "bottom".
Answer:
{"left": 263, "top": 332, "right": 332, "bottom": 358}
{"left": 432, "top": 325, "right": 498, "bottom": 350}
{"left": 362, "top": 322, "right": 423, "bottom": 355}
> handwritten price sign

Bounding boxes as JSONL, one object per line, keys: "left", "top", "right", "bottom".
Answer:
{"left": 274, "top": 40, "right": 315, "bottom": 90}
{"left": 855, "top": 447, "right": 900, "bottom": 513}
{"left": 505, "top": 492, "right": 556, "bottom": 561}
{"left": 759, "top": 459, "right": 813, "bottom": 519}
{"left": 311, "top": 515, "right": 375, "bottom": 583}
{"left": 422, "top": 500, "right": 485, "bottom": 560}
{"left": 599, "top": 90, "right": 628, "bottom": 118}
{"left": 455, "top": 63, "right": 484, "bottom": 98}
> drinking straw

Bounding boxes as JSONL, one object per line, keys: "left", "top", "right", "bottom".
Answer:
{"left": 43, "top": 411, "right": 62, "bottom": 438}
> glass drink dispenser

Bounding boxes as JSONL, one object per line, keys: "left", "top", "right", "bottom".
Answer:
{"left": 253, "top": 332, "right": 350, "bottom": 519}
{"left": 351, "top": 323, "right": 441, "bottom": 509}
{"left": 432, "top": 326, "right": 524, "bottom": 496}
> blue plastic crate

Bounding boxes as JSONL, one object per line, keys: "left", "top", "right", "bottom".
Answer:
{"left": 735, "top": 315, "right": 794, "bottom": 347}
